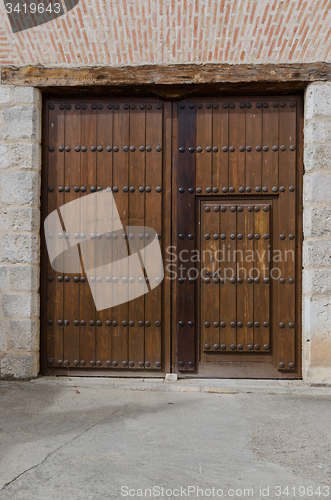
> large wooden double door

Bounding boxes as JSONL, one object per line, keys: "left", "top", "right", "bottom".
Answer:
{"left": 42, "top": 95, "right": 302, "bottom": 378}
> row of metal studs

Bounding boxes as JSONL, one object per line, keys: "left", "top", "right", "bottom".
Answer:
{"left": 47, "top": 320, "right": 161, "bottom": 327}
{"left": 179, "top": 102, "right": 296, "bottom": 109}
{"left": 48, "top": 186, "right": 162, "bottom": 193}
{"left": 49, "top": 103, "right": 163, "bottom": 111}
{"left": 205, "top": 343, "right": 269, "bottom": 351}
{"left": 179, "top": 145, "right": 296, "bottom": 153}
{"left": 49, "top": 145, "right": 162, "bottom": 152}
{"left": 48, "top": 359, "right": 161, "bottom": 368}
{"left": 179, "top": 186, "right": 295, "bottom": 194}
{"left": 48, "top": 276, "right": 162, "bottom": 284}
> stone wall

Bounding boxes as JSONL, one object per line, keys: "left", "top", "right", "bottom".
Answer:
{"left": 304, "top": 82, "right": 331, "bottom": 384}
{"left": 0, "top": 80, "right": 41, "bottom": 379}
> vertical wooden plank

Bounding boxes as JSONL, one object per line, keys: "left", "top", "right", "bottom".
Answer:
{"left": 262, "top": 101, "right": 279, "bottom": 191}
{"left": 162, "top": 101, "right": 173, "bottom": 374}
{"left": 277, "top": 101, "right": 297, "bottom": 371}
{"left": 212, "top": 102, "right": 229, "bottom": 194}
{"left": 46, "top": 103, "right": 65, "bottom": 367}
{"left": 195, "top": 101, "right": 212, "bottom": 194}
{"left": 95, "top": 103, "right": 113, "bottom": 367}
{"left": 201, "top": 203, "right": 220, "bottom": 352}
{"left": 128, "top": 103, "right": 146, "bottom": 369}
{"left": 229, "top": 102, "right": 246, "bottom": 193}
{"left": 246, "top": 103, "right": 262, "bottom": 193}
{"left": 236, "top": 204, "right": 254, "bottom": 352}
{"left": 62, "top": 103, "right": 81, "bottom": 367}
{"left": 176, "top": 103, "right": 196, "bottom": 371}
{"left": 144, "top": 102, "right": 163, "bottom": 369}
{"left": 111, "top": 102, "right": 130, "bottom": 368}
{"left": 219, "top": 204, "right": 237, "bottom": 351}
{"left": 79, "top": 103, "right": 97, "bottom": 367}
{"left": 253, "top": 204, "right": 270, "bottom": 352}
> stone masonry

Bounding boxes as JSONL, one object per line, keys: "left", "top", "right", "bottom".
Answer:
{"left": 304, "top": 82, "right": 331, "bottom": 384}
{"left": 0, "top": 78, "right": 41, "bottom": 379}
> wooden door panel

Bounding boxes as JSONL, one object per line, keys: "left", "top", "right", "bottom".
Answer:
{"left": 174, "top": 96, "right": 302, "bottom": 378}
{"left": 42, "top": 99, "right": 170, "bottom": 374}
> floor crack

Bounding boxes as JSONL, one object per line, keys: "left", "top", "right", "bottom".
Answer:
{"left": 0, "top": 401, "right": 131, "bottom": 493}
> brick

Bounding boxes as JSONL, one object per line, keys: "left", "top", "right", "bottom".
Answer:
{"left": 9, "top": 266, "right": 39, "bottom": 291}
{"left": 8, "top": 320, "right": 39, "bottom": 350}
{"left": 2, "top": 234, "right": 39, "bottom": 264}
{"left": 1, "top": 171, "right": 39, "bottom": 205}
{"left": 0, "top": 354, "right": 38, "bottom": 379}
{"left": 304, "top": 206, "right": 331, "bottom": 236}
{"left": 2, "top": 293, "right": 39, "bottom": 318}
{"left": 2, "top": 106, "right": 40, "bottom": 141}
{"left": 11, "top": 207, "right": 40, "bottom": 231}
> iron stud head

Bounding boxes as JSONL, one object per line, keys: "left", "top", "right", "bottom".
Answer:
{"left": 188, "top": 188, "right": 194, "bottom": 194}
{"left": 206, "top": 187, "right": 212, "bottom": 193}
{"left": 90, "top": 360, "right": 96, "bottom": 366}
{"left": 247, "top": 321, "right": 253, "bottom": 327}
{"left": 255, "top": 186, "right": 261, "bottom": 192}
{"left": 247, "top": 344, "right": 253, "bottom": 351}
{"left": 288, "top": 362, "right": 294, "bottom": 369}
{"left": 263, "top": 344, "right": 269, "bottom": 350}
{"left": 254, "top": 344, "right": 260, "bottom": 350}
{"left": 230, "top": 344, "right": 236, "bottom": 350}
{"left": 188, "top": 361, "right": 194, "bottom": 368}
{"left": 178, "top": 361, "right": 185, "bottom": 368}
{"left": 279, "top": 322, "right": 285, "bottom": 328}
{"left": 222, "top": 187, "right": 228, "bottom": 193}
{"left": 205, "top": 343, "right": 210, "bottom": 350}
{"left": 179, "top": 147, "right": 185, "bottom": 153}
{"left": 279, "top": 362, "right": 285, "bottom": 368}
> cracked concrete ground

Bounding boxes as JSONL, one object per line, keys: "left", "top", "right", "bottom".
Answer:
{"left": 0, "top": 379, "right": 330, "bottom": 499}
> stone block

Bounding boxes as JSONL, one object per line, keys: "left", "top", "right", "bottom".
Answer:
{"left": 2, "top": 234, "right": 39, "bottom": 264}
{"left": 306, "top": 83, "right": 331, "bottom": 120}
{"left": 303, "top": 173, "right": 331, "bottom": 204}
{"left": 303, "top": 206, "right": 331, "bottom": 236}
{"left": 303, "top": 240, "right": 331, "bottom": 267}
{"left": 0, "top": 144, "right": 9, "bottom": 169}
{"left": 0, "top": 266, "right": 7, "bottom": 290}
{"left": 2, "top": 293, "right": 39, "bottom": 318}
{"left": 8, "top": 320, "right": 39, "bottom": 350}
{"left": 9, "top": 266, "right": 39, "bottom": 291}
{"left": 303, "top": 296, "right": 331, "bottom": 337}
{"left": 0, "top": 207, "right": 10, "bottom": 231}
{"left": 304, "top": 144, "right": 331, "bottom": 171}
{"left": 305, "top": 120, "right": 331, "bottom": 145}
{"left": 12, "top": 87, "right": 41, "bottom": 105}
{"left": 0, "top": 87, "right": 11, "bottom": 104}
{"left": 2, "top": 106, "right": 40, "bottom": 141}
{"left": 11, "top": 207, "right": 40, "bottom": 231}
{"left": 0, "top": 321, "right": 8, "bottom": 351}
{"left": 303, "top": 269, "right": 331, "bottom": 296}
{"left": 0, "top": 354, "right": 38, "bottom": 379}
{"left": 11, "top": 143, "right": 41, "bottom": 169}
{"left": 1, "top": 171, "right": 39, "bottom": 205}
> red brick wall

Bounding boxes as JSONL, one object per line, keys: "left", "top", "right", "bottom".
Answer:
{"left": 1, "top": 0, "right": 331, "bottom": 66}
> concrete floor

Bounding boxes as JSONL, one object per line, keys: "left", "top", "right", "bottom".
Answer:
{"left": 0, "top": 378, "right": 330, "bottom": 499}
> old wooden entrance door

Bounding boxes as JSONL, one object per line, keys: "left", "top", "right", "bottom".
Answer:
{"left": 42, "top": 94, "right": 302, "bottom": 378}
{"left": 41, "top": 98, "right": 171, "bottom": 375}
{"left": 173, "top": 96, "right": 302, "bottom": 378}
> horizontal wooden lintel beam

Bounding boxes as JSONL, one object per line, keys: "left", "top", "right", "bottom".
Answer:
{"left": 2, "top": 62, "right": 331, "bottom": 87}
